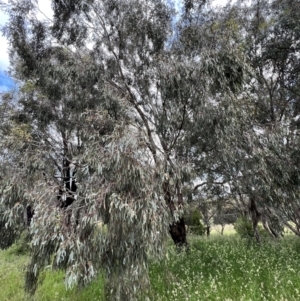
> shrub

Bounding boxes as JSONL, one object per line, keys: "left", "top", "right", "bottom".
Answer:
{"left": 185, "top": 209, "right": 205, "bottom": 236}
{"left": 9, "top": 230, "right": 31, "bottom": 255}
{"left": 234, "top": 217, "right": 254, "bottom": 239}
{"left": 0, "top": 207, "right": 22, "bottom": 250}
{"left": 234, "top": 216, "right": 268, "bottom": 242}
{"left": 0, "top": 219, "right": 20, "bottom": 249}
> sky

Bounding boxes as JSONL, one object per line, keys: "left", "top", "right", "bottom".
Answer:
{"left": 0, "top": 0, "right": 229, "bottom": 92}
{"left": 0, "top": 6, "right": 12, "bottom": 92}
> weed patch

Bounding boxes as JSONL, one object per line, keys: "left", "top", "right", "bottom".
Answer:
{"left": 149, "top": 235, "right": 300, "bottom": 301}
{"left": 2, "top": 236, "right": 300, "bottom": 300}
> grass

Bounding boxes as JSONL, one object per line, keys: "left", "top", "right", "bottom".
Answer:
{"left": 2, "top": 233, "right": 300, "bottom": 300}
{"left": 0, "top": 244, "right": 29, "bottom": 301}
{"left": 0, "top": 244, "right": 105, "bottom": 301}
{"left": 149, "top": 235, "right": 300, "bottom": 301}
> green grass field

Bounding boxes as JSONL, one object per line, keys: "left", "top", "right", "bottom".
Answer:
{"left": 1, "top": 234, "right": 300, "bottom": 301}
{"left": 0, "top": 243, "right": 105, "bottom": 301}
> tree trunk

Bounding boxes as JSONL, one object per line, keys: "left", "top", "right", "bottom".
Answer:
{"left": 249, "top": 198, "right": 261, "bottom": 243}
{"left": 163, "top": 176, "right": 188, "bottom": 247}
{"left": 206, "top": 225, "right": 211, "bottom": 237}
{"left": 221, "top": 224, "right": 225, "bottom": 235}
{"left": 25, "top": 205, "right": 34, "bottom": 226}
{"left": 169, "top": 217, "right": 188, "bottom": 247}
{"left": 262, "top": 219, "right": 278, "bottom": 239}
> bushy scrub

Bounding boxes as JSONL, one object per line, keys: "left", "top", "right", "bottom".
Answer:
{"left": 234, "top": 216, "right": 254, "bottom": 239}
{"left": 10, "top": 230, "right": 31, "bottom": 255}
{"left": 0, "top": 219, "right": 19, "bottom": 249}
{"left": 185, "top": 209, "right": 205, "bottom": 236}
{"left": 0, "top": 205, "right": 23, "bottom": 250}
{"left": 234, "top": 216, "right": 268, "bottom": 242}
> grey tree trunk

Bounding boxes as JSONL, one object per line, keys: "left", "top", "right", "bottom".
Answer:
{"left": 249, "top": 198, "right": 261, "bottom": 243}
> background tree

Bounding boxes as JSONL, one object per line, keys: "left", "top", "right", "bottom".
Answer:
{"left": 214, "top": 205, "right": 238, "bottom": 235}
{"left": 224, "top": 0, "right": 300, "bottom": 238}
{"left": 199, "top": 0, "right": 300, "bottom": 240}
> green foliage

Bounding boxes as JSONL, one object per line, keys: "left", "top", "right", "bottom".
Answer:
{"left": 234, "top": 217, "right": 268, "bottom": 242}
{"left": 3, "top": 0, "right": 300, "bottom": 300}
{"left": 0, "top": 218, "right": 20, "bottom": 250}
{"left": 234, "top": 217, "right": 255, "bottom": 239}
{"left": 185, "top": 209, "right": 205, "bottom": 236}
{"left": 0, "top": 205, "right": 23, "bottom": 250}
{"left": 10, "top": 230, "right": 31, "bottom": 255}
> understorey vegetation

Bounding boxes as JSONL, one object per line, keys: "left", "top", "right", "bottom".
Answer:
{"left": 2, "top": 234, "right": 300, "bottom": 301}
{"left": 1, "top": 0, "right": 300, "bottom": 300}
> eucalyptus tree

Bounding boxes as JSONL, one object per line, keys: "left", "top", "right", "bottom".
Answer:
{"left": 189, "top": 0, "right": 300, "bottom": 240}
{"left": 227, "top": 0, "right": 300, "bottom": 237}
{"left": 1, "top": 46, "right": 170, "bottom": 301}
{"left": 1, "top": 0, "right": 250, "bottom": 299}
{"left": 168, "top": 1, "right": 256, "bottom": 230}
{"left": 0, "top": 92, "right": 29, "bottom": 248}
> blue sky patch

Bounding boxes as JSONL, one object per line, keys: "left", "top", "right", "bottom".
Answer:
{"left": 0, "top": 70, "right": 15, "bottom": 92}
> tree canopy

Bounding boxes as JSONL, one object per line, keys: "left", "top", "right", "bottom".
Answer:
{"left": 1, "top": 0, "right": 300, "bottom": 299}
